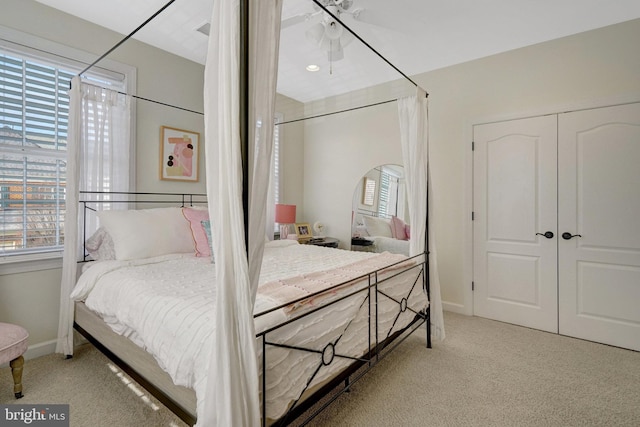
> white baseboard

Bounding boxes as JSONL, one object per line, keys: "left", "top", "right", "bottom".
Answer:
{"left": 24, "top": 339, "right": 57, "bottom": 361}
{"left": 0, "top": 339, "right": 57, "bottom": 368}
{"left": 442, "top": 301, "right": 471, "bottom": 315}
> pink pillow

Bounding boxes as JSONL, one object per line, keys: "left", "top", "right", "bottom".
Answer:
{"left": 390, "top": 216, "right": 408, "bottom": 240}
{"left": 405, "top": 224, "right": 411, "bottom": 239}
{"left": 182, "top": 207, "right": 210, "bottom": 257}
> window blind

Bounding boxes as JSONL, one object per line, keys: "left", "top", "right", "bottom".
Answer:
{"left": 1, "top": 52, "right": 72, "bottom": 255}
{"left": 0, "top": 48, "right": 125, "bottom": 257}
{"left": 273, "top": 115, "right": 281, "bottom": 204}
{"left": 377, "top": 169, "right": 390, "bottom": 218}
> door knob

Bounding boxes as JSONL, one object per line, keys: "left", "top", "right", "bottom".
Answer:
{"left": 562, "top": 232, "right": 582, "bottom": 240}
{"left": 536, "top": 231, "right": 554, "bottom": 239}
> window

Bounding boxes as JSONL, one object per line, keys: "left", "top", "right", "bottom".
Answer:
{"left": 377, "top": 166, "right": 404, "bottom": 219}
{"left": 0, "top": 52, "right": 72, "bottom": 256}
{"left": 273, "top": 113, "right": 283, "bottom": 205}
{"left": 272, "top": 114, "right": 283, "bottom": 233}
{"left": 0, "top": 29, "right": 130, "bottom": 263}
{"left": 377, "top": 170, "right": 390, "bottom": 217}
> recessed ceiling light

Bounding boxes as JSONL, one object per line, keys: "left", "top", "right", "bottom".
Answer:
{"left": 306, "top": 64, "right": 320, "bottom": 72}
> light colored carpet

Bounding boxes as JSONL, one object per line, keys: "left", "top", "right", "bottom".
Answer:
{"left": 2, "top": 312, "right": 638, "bottom": 426}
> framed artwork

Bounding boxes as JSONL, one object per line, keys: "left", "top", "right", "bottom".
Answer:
{"left": 295, "top": 222, "right": 312, "bottom": 240}
{"left": 160, "top": 126, "right": 200, "bottom": 182}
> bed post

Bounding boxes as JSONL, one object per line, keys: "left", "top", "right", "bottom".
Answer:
{"left": 425, "top": 174, "right": 432, "bottom": 349}
{"left": 240, "top": 0, "right": 250, "bottom": 250}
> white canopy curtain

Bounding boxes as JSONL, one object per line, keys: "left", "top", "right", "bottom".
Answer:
{"left": 202, "top": 0, "right": 283, "bottom": 425}
{"left": 397, "top": 89, "right": 445, "bottom": 340}
{"left": 56, "top": 76, "right": 131, "bottom": 355}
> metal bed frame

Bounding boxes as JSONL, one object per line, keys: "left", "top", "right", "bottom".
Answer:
{"left": 258, "top": 253, "right": 430, "bottom": 426}
{"left": 74, "top": 191, "right": 431, "bottom": 426}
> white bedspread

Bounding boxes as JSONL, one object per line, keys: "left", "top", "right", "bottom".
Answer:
{"left": 71, "top": 240, "right": 426, "bottom": 421}
{"left": 370, "top": 235, "right": 410, "bottom": 256}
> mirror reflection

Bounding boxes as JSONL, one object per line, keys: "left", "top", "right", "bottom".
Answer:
{"left": 351, "top": 165, "right": 410, "bottom": 255}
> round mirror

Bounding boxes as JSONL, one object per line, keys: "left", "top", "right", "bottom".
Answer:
{"left": 351, "top": 164, "right": 410, "bottom": 255}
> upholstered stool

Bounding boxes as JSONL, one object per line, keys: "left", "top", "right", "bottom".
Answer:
{"left": 0, "top": 323, "right": 28, "bottom": 398}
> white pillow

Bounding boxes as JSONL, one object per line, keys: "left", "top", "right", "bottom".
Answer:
{"left": 362, "top": 215, "right": 393, "bottom": 238}
{"left": 85, "top": 227, "right": 116, "bottom": 260}
{"left": 97, "top": 207, "right": 194, "bottom": 260}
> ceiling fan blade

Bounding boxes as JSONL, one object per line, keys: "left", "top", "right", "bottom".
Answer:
{"left": 282, "top": 14, "right": 309, "bottom": 29}
{"left": 350, "top": 4, "right": 423, "bottom": 34}
{"left": 351, "top": 8, "right": 400, "bottom": 31}
{"left": 281, "top": 11, "right": 321, "bottom": 29}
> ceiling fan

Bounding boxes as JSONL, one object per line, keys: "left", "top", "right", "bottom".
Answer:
{"left": 282, "top": 0, "right": 391, "bottom": 62}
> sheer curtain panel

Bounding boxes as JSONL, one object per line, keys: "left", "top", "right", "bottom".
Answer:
{"left": 56, "top": 76, "right": 131, "bottom": 355}
{"left": 397, "top": 89, "right": 445, "bottom": 340}
{"left": 201, "top": 0, "right": 283, "bottom": 425}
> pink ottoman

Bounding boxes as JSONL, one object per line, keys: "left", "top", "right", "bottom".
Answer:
{"left": 0, "top": 323, "right": 28, "bottom": 398}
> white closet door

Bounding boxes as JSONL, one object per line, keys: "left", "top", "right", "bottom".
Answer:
{"left": 558, "top": 103, "right": 640, "bottom": 351}
{"left": 473, "top": 115, "right": 558, "bottom": 332}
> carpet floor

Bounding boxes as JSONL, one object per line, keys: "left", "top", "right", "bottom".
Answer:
{"left": 2, "top": 312, "right": 638, "bottom": 426}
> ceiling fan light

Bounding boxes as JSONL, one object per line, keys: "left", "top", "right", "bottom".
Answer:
{"left": 324, "top": 20, "right": 343, "bottom": 40}
{"left": 305, "top": 23, "right": 325, "bottom": 45}
{"left": 327, "top": 43, "right": 344, "bottom": 62}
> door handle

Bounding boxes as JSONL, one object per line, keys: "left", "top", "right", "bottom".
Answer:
{"left": 562, "top": 232, "right": 582, "bottom": 240}
{"left": 536, "top": 231, "right": 554, "bottom": 239}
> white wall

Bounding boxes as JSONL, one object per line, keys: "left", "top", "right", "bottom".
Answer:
{"left": 303, "top": 18, "right": 640, "bottom": 314}
{"left": 303, "top": 100, "right": 403, "bottom": 246}
{"left": 275, "top": 95, "right": 305, "bottom": 212}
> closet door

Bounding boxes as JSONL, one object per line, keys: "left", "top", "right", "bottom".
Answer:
{"left": 558, "top": 103, "right": 640, "bottom": 351}
{"left": 473, "top": 115, "right": 558, "bottom": 332}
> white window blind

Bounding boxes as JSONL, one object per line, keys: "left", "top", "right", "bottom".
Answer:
{"left": 0, "top": 48, "right": 126, "bottom": 258}
{"left": 377, "top": 169, "right": 390, "bottom": 218}
{"left": 0, "top": 52, "right": 73, "bottom": 256}
{"left": 273, "top": 113, "right": 282, "bottom": 204}
{"left": 272, "top": 114, "right": 283, "bottom": 233}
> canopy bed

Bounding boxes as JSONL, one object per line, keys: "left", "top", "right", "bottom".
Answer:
{"left": 55, "top": 1, "right": 444, "bottom": 426}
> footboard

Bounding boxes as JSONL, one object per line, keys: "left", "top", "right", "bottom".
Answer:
{"left": 255, "top": 252, "right": 429, "bottom": 426}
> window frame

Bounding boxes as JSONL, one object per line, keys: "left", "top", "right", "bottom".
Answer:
{"left": 0, "top": 26, "right": 136, "bottom": 273}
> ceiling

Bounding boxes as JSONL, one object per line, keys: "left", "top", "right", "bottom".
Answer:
{"left": 35, "top": 0, "right": 640, "bottom": 103}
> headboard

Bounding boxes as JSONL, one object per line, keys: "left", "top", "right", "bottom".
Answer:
{"left": 78, "top": 191, "right": 207, "bottom": 262}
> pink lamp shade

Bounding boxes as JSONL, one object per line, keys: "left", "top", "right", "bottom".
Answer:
{"left": 275, "top": 204, "right": 296, "bottom": 239}
{"left": 275, "top": 204, "right": 296, "bottom": 224}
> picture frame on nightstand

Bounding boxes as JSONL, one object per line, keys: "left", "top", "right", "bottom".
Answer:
{"left": 295, "top": 223, "right": 312, "bottom": 241}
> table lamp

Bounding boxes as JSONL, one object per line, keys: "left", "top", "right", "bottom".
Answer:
{"left": 275, "top": 204, "right": 296, "bottom": 239}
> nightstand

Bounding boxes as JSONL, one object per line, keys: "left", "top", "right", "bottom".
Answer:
{"left": 304, "top": 237, "right": 339, "bottom": 248}
{"left": 351, "top": 237, "right": 376, "bottom": 252}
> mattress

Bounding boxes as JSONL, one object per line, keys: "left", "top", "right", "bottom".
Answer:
{"left": 71, "top": 239, "right": 427, "bottom": 422}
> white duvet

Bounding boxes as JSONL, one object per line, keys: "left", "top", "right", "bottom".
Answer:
{"left": 71, "top": 240, "right": 427, "bottom": 422}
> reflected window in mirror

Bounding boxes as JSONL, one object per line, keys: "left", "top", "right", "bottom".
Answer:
{"left": 362, "top": 177, "right": 376, "bottom": 206}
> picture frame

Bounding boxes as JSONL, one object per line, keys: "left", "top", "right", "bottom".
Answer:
{"left": 160, "top": 126, "right": 200, "bottom": 182}
{"left": 295, "top": 222, "right": 313, "bottom": 241}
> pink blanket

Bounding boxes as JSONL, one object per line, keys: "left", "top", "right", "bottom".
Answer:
{"left": 258, "top": 252, "right": 414, "bottom": 315}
